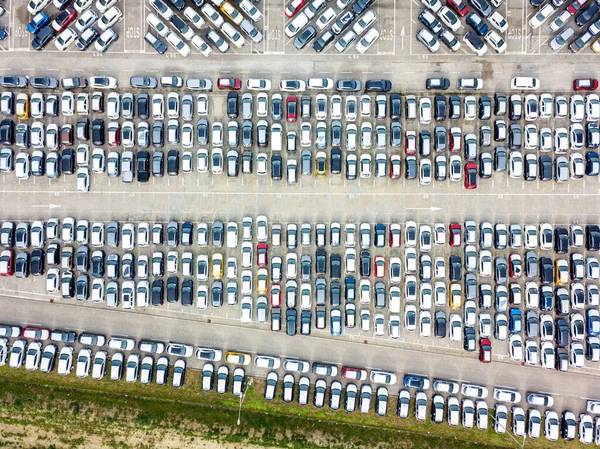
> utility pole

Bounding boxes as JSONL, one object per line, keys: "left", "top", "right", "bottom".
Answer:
{"left": 237, "top": 378, "right": 253, "bottom": 426}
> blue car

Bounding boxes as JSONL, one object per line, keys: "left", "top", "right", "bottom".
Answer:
{"left": 403, "top": 375, "right": 430, "bottom": 390}
{"left": 466, "top": 12, "right": 489, "bottom": 36}
{"left": 0, "top": 29, "right": 6, "bottom": 41}
{"left": 587, "top": 309, "right": 600, "bottom": 336}
{"left": 345, "top": 277, "right": 356, "bottom": 302}
{"left": 509, "top": 308, "right": 522, "bottom": 333}
{"left": 27, "top": 12, "right": 50, "bottom": 34}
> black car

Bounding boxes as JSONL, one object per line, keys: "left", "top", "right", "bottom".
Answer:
{"left": 167, "top": 276, "right": 179, "bottom": 303}
{"left": 271, "top": 154, "right": 282, "bottom": 180}
{"left": 138, "top": 93, "right": 149, "bottom": 120}
{"left": 137, "top": 150, "right": 150, "bottom": 182}
{"left": 539, "top": 155, "right": 552, "bottom": 180}
{"left": 587, "top": 225, "right": 600, "bottom": 251}
{"left": 586, "top": 151, "right": 600, "bottom": 175}
{"left": 494, "top": 146, "right": 507, "bottom": 171}
{"left": 352, "top": 0, "right": 375, "bottom": 15}
{"left": 167, "top": 149, "right": 179, "bottom": 176}
{"left": 31, "top": 249, "right": 46, "bottom": 276}
{"left": 294, "top": 26, "right": 316, "bottom": 49}
{"left": 360, "top": 250, "right": 371, "bottom": 277}
{"left": 151, "top": 280, "right": 164, "bottom": 306}
{"left": 539, "top": 257, "right": 553, "bottom": 284}
{"left": 60, "top": 148, "right": 74, "bottom": 175}
{"left": 509, "top": 124, "right": 522, "bottom": 149}
{"left": 331, "top": 147, "right": 342, "bottom": 174}
{"left": 576, "top": 2, "right": 599, "bottom": 26}
{"left": 316, "top": 249, "right": 326, "bottom": 275}
{"left": 434, "top": 95, "right": 446, "bottom": 121}
{"left": 32, "top": 26, "right": 56, "bottom": 51}
{"left": 181, "top": 279, "right": 193, "bottom": 306}
{"left": 434, "top": 311, "right": 446, "bottom": 337}
{"left": 449, "top": 255, "right": 462, "bottom": 281}
{"left": 0, "top": 119, "right": 14, "bottom": 145}
{"left": 313, "top": 30, "right": 334, "bottom": 53}
{"left": 227, "top": 92, "right": 238, "bottom": 118}
{"left": 91, "top": 119, "right": 104, "bottom": 146}
{"left": 286, "top": 308, "right": 297, "bottom": 336}
{"left": 389, "top": 93, "right": 401, "bottom": 119}
{"left": 144, "top": 31, "right": 168, "bottom": 54}
{"left": 426, "top": 78, "right": 450, "bottom": 90}
{"left": 365, "top": 79, "right": 392, "bottom": 92}
{"left": 335, "top": 79, "right": 362, "bottom": 92}
{"left": 555, "top": 318, "right": 570, "bottom": 346}
{"left": 554, "top": 227, "right": 569, "bottom": 254}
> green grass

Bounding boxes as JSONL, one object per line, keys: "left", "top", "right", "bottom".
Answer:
{"left": 0, "top": 365, "right": 589, "bottom": 449}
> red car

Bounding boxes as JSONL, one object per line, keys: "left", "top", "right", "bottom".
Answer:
{"left": 341, "top": 366, "right": 368, "bottom": 380}
{"left": 285, "top": 0, "right": 305, "bottom": 18}
{"left": 509, "top": 254, "right": 522, "bottom": 279}
{"left": 22, "top": 326, "right": 51, "bottom": 341}
{"left": 464, "top": 162, "right": 478, "bottom": 189}
{"left": 567, "top": 0, "right": 588, "bottom": 14}
{"left": 217, "top": 77, "right": 241, "bottom": 90}
{"left": 286, "top": 96, "right": 297, "bottom": 122}
{"left": 449, "top": 223, "right": 461, "bottom": 247}
{"left": 107, "top": 122, "right": 121, "bottom": 147}
{"left": 270, "top": 284, "right": 281, "bottom": 307}
{"left": 447, "top": 0, "right": 468, "bottom": 16}
{"left": 573, "top": 78, "right": 598, "bottom": 91}
{"left": 389, "top": 155, "right": 401, "bottom": 179}
{"left": 405, "top": 131, "right": 416, "bottom": 154}
{"left": 257, "top": 243, "right": 268, "bottom": 266}
{"left": 51, "top": 7, "right": 77, "bottom": 33}
{"left": 479, "top": 338, "right": 492, "bottom": 363}
{"left": 0, "top": 250, "right": 13, "bottom": 276}
{"left": 374, "top": 256, "right": 385, "bottom": 278}
{"left": 389, "top": 224, "right": 401, "bottom": 248}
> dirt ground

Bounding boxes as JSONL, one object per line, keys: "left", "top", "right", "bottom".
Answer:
{"left": 0, "top": 421, "right": 286, "bottom": 449}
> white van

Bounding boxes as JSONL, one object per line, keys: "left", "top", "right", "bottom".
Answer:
{"left": 511, "top": 77, "right": 540, "bottom": 90}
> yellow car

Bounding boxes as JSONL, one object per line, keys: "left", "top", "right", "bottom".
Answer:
{"left": 212, "top": 253, "right": 223, "bottom": 279}
{"left": 257, "top": 268, "right": 268, "bottom": 294}
{"left": 316, "top": 151, "right": 327, "bottom": 177}
{"left": 592, "top": 37, "right": 600, "bottom": 54}
{"left": 16, "top": 94, "right": 29, "bottom": 120}
{"left": 220, "top": 1, "right": 243, "bottom": 25}
{"left": 225, "top": 351, "right": 251, "bottom": 365}
{"left": 449, "top": 283, "right": 462, "bottom": 309}
{"left": 555, "top": 259, "right": 568, "bottom": 286}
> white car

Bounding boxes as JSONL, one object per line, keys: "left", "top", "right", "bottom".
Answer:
{"left": 221, "top": 22, "right": 246, "bottom": 48}
{"left": 166, "top": 31, "right": 191, "bottom": 57}
{"left": 489, "top": 11, "right": 507, "bottom": 32}
{"left": 353, "top": 10, "right": 377, "bottom": 35}
{"left": 99, "top": 6, "right": 122, "bottom": 30}
{"left": 285, "top": 12, "right": 309, "bottom": 38}
{"left": 184, "top": 6, "right": 205, "bottom": 28}
{"left": 55, "top": 28, "right": 77, "bottom": 51}
{"left": 355, "top": 28, "right": 379, "bottom": 53}
{"left": 484, "top": 30, "right": 506, "bottom": 53}
{"left": 529, "top": 3, "right": 555, "bottom": 29}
